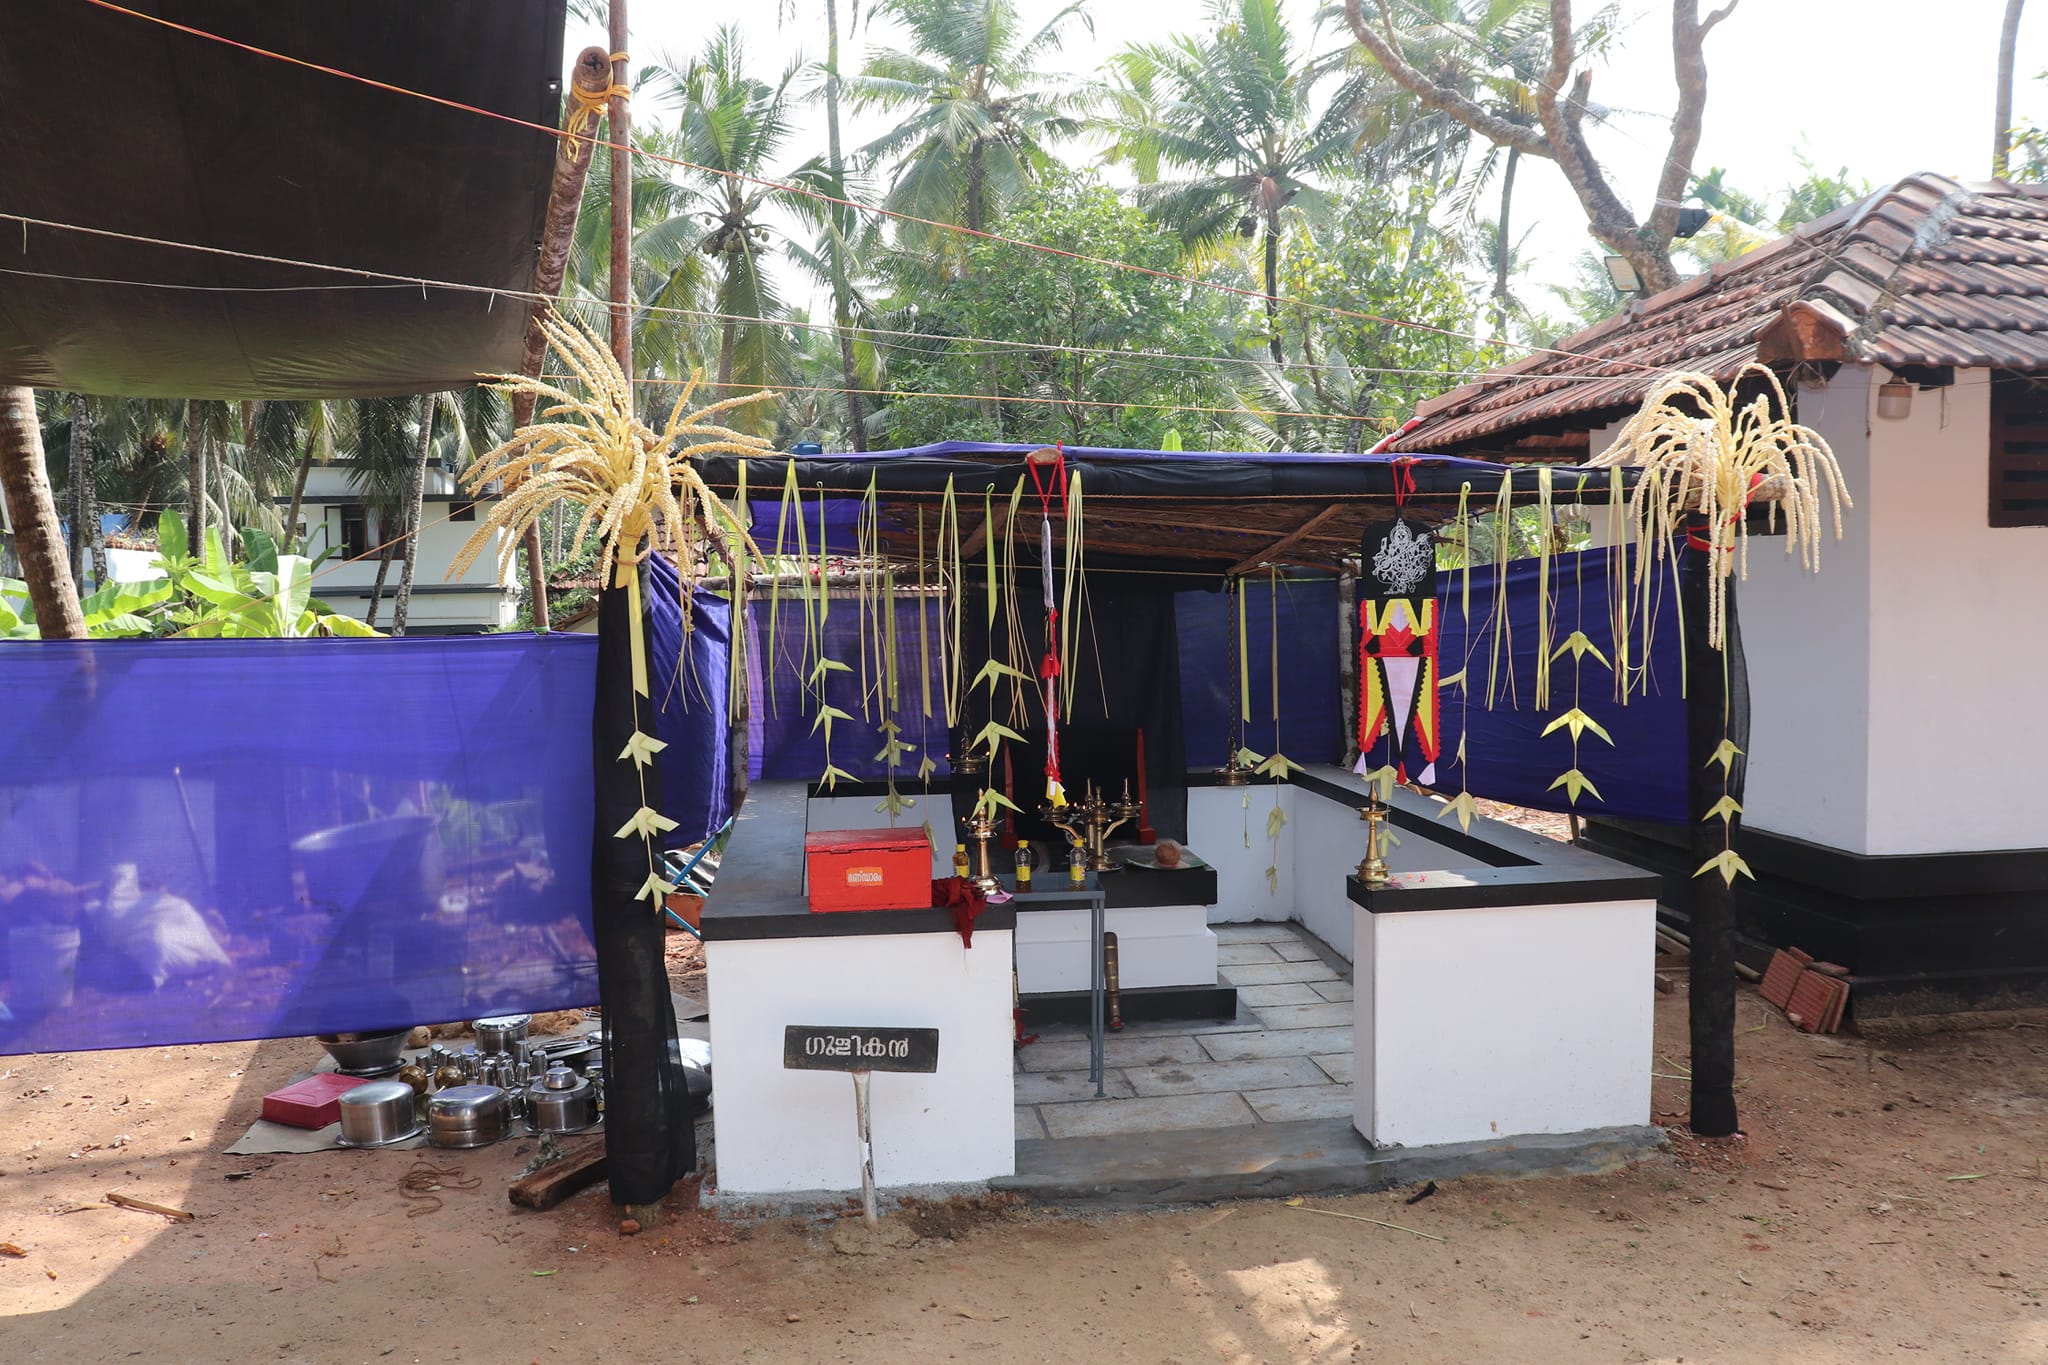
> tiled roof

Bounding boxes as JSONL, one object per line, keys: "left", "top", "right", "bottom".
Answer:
{"left": 1391, "top": 174, "right": 2048, "bottom": 453}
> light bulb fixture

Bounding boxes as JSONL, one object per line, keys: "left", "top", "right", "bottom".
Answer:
{"left": 1602, "top": 255, "right": 1643, "bottom": 295}
{"left": 1876, "top": 379, "right": 1914, "bottom": 421}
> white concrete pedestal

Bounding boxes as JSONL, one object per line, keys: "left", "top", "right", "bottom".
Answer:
{"left": 1353, "top": 892, "right": 1654, "bottom": 1148}
{"left": 1014, "top": 902, "right": 1217, "bottom": 993}
{"left": 706, "top": 929, "right": 1015, "bottom": 1196}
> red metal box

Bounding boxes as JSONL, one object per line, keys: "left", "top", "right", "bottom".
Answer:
{"left": 262, "top": 1071, "right": 371, "bottom": 1129}
{"left": 805, "top": 827, "right": 932, "bottom": 912}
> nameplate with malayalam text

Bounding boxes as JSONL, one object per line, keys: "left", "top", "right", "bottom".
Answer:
{"left": 783, "top": 1024, "right": 940, "bottom": 1074}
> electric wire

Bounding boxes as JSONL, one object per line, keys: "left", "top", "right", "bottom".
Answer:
{"left": 67, "top": 0, "right": 1677, "bottom": 379}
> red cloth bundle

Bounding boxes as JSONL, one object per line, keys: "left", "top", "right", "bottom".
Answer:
{"left": 931, "top": 877, "right": 987, "bottom": 947}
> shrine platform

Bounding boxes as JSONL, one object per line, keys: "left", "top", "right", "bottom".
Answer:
{"left": 998, "top": 920, "right": 1664, "bottom": 1208}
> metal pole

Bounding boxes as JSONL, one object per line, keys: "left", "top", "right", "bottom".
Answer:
{"left": 852, "top": 1071, "right": 877, "bottom": 1226}
{"left": 1090, "top": 888, "right": 1105, "bottom": 1096}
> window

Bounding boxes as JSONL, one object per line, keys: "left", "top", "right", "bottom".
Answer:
{"left": 1990, "top": 374, "right": 2048, "bottom": 528}
{"left": 338, "top": 508, "right": 367, "bottom": 560}
{"left": 450, "top": 501, "right": 477, "bottom": 522}
{"left": 338, "top": 506, "right": 406, "bottom": 560}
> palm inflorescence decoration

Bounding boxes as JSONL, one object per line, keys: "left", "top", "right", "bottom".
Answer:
{"left": 454, "top": 309, "right": 778, "bottom": 903}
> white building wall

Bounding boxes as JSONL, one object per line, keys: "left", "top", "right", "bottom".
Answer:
{"left": 1187, "top": 783, "right": 1296, "bottom": 922}
{"left": 1861, "top": 369, "right": 2048, "bottom": 853}
{"left": 1738, "top": 370, "right": 1877, "bottom": 852}
{"left": 298, "top": 493, "right": 517, "bottom": 632}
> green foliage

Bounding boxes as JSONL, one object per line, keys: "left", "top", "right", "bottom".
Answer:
{"left": 1, "top": 510, "right": 375, "bottom": 640}
{"left": 1680, "top": 159, "right": 1876, "bottom": 272}
{"left": 851, "top": 0, "right": 1092, "bottom": 245}
{"left": 874, "top": 171, "right": 1237, "bottom": 448}
{"left": 1274, "top": 184, "right": 1490, "bottom": 447}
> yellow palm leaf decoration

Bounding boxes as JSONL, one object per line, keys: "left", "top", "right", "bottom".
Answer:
{"left": 451, "top": 309, "right": 777, "bottom": 906}
{"left": 451, "top": 309, "right": 774, "bottom": 602}
{"left": 1587, "top": 363, "right": 1851, "bottom": 650}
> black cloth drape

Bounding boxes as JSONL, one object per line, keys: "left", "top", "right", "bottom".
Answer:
{"left": 592, "top": 576, "right": 694, "bottom": 1203}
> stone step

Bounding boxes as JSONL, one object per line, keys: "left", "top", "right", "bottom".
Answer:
{"left": 992, "top": 1119, "right": 1668, "bottom": 1209}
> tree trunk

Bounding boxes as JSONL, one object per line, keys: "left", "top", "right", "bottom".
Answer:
{"left": 1996, "top": 0, "right": 2028, "bottom": 176}
{"left": 391, "top": 394, "right": 437, "bottom": 637}
{"left": 364, "top": 534, "right": 395, "bottom": 630}
{"left": 1681, "top": 535, "right": 1746, "bottom": 1138}
{"left": 78, "top": 399, "right": 106, "bottom": 586}
{"left": 1492, "top": 146, "right": 1521, "bottom": 337}
{"left": 823, "top": 0, "right": 867, "bottom": 450}
{"left": 965, "top": 138, "right": 986, "bottom": 235}
{"left": 718, "top": 319, "right": 735, "bottom": 390}
{"left": 284, "top": 434, "right": 316, "bottom": 554}
{"left": 607, "top": 19, "right": 633, "bottom": 380}
{"left": 513, "top": 45, "right": 614, "bottom": 634}
{"left": 185, "top": 401, "right": 208, "bottom": 543}
{"left": 67, "top": 393, "right": 88, "bottom": 587}
{"left": 1263, "top": 215, "right": 1284, "bottom": 365}
{"left": 591, "top": 573, "right": 694, "bottom": 1205}
{"left": 0, "top": 386, "right": 85, "bottom": 638}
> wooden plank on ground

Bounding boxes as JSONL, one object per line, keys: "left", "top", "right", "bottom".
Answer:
{"left": 507, "top": 1140, "right": 608, "bottom": 1211}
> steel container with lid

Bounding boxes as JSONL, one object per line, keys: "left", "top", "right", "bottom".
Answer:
{"left": 336, "top": 1080, "right": 421, "bottom": 1148}
{"left": 426, "top": 1084, "right": 511, "bottom": 1148}
{"left": 525, "top": 1064, "right": 598, "bottom": 1135}
{"left": 473, "top": 1015, "right": 531, "bottom": 1056}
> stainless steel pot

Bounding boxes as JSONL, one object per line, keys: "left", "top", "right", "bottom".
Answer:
{"left": 336, "top": 1080, "right": 421, "bottom": 1148}
{"left": 473, "top": 1015, "right": 530, "bottom": 1056}
{"left": 525, "top": 1065, "right": 598, "bottom": 1135}
{"left": 316, "top": 1029, "right": 411, "bottom": 1078}
{"left": 427, "top": 1084, "right": 511, "bottom": 1148}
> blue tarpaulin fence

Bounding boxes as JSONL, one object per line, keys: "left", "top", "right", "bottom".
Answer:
{"left": 1428, "top": 547, "right": 1686, "bottom": 823}
{"left": 0, "top": 635, "right": 602, "bottom": 1054}
{"left": 0, "top": 542, "right": 1682, "bottom": 1055}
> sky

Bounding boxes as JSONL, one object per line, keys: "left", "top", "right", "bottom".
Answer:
{"left": 564, "top": 1, "right": 2048, "bottom": 304}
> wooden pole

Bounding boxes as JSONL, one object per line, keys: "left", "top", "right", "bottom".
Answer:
{"left": 591, "top": 2, "right": 692, "bottom": 1212}
{"left": 512, "top": 46, "right": 614, "bottom": 632}
{"left": 607, "top": 18, "right": 632, "bottom": 384}
{"left": 1681, "top": 533, "right": 1746, "bottom": 1138}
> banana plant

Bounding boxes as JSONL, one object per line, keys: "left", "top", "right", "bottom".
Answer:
{"left": 1, "top": 511, "right": 373, "bottom": 640}
{"left": 150, "top": 511, "right": 377, "bottom": 638}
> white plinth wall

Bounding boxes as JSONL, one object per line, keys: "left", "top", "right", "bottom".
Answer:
{"left": 706, "top": 929, "right": 1015, "bottom": 1195}
{"left": 1352, "top": 895, "right": 1655, "bottom": 1148}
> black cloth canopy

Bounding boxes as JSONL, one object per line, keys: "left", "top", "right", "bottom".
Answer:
{"left": 0, "top": 1, "right": 566, "bottom": 398}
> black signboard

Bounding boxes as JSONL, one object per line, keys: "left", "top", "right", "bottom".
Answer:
{"left": 783, "top": 1025, "right": 940, "bottom": 1074}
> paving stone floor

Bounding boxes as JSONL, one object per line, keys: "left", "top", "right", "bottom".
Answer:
{"left": 1014, "top": 921, "right": 1354, "bottom": 1142}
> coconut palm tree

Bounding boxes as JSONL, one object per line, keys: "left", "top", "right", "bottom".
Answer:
{"left": 660, "top": 27, "right": 804, "bottom": 410}
{"left": 782, "top": 0, "right": 875, "bottom": 449}
{"left": 390, "top": 385, "right": 509, "bottom": 636}
{"left": 1104, "top": 0, "right": 1353, "bottom": 363}
{"left": 850, "top": 0, "right": 1093, "bottom": 245}
{"left": 568, "top": 127, "right": 717, "bottom": 403}
{"left": 0, "top": 386, "right": 83, "bottom": 637}
{"left": 343, "top": 396, "right": 422, "bottom": 629}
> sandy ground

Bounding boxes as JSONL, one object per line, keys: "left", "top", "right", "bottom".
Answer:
{"left": 1, "top": 946, "right": 2044, "bottom": 1364}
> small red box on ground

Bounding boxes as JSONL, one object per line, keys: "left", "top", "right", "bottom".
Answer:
{"left": 805, "top": 827, "right": 932, "bottom": 912}
{"left": 262, "top": 1072, "right": 371, "bottom": 1128}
